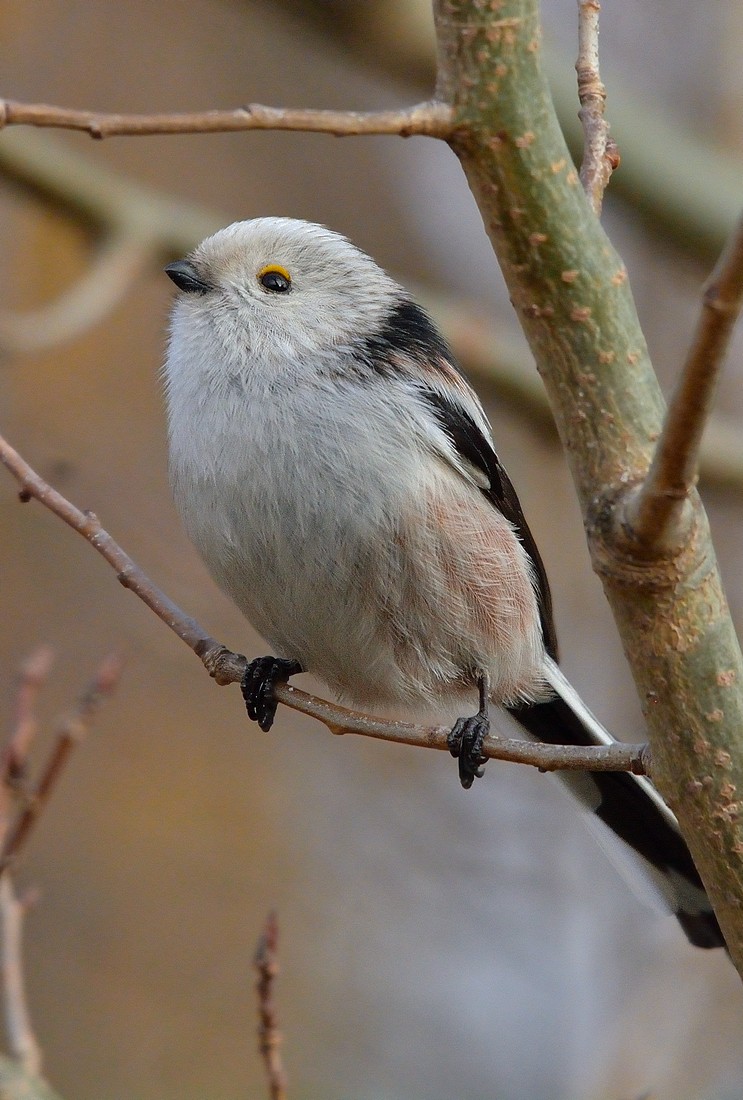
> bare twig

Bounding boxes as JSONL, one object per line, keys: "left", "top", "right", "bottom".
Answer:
{"left": 626, "top": 211, "right": 743, "bottom": 548}
{"left": 0, "top": 653, "right": 123, "bottom": 875}
{"left": 274, "top": 683, "right": 651, "bottom": 774}
{"left": 0, "top": 99, "right": 453, "bottom": 140}
{"left": 0, "top": 428, "right": 650, "bottom": 775}
{"left": 575, "top": 0, "right": 618, "bottom": 214}
{"left": 0, "top": 654, "right": 49, "bottom": 1079}
{"left": 0, "top": 431, "right": 215, "bottom": 656}
{"left": 254, "top": 912, "right": 287, "bottom": 1100}
{"left": 0, "top": 649, "right": 119, "bottom": 1080}
{"left": 0, "top": 877, "right": 41, "bottom": 1076}
{"left": 0, "top": 647, "right": 55, "bottom": 853}
{"left": 4, "top": 648, "right": 54, "bottom": 789}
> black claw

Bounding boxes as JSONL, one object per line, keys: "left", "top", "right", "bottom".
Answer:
{"left": 447, "top": 713, "right": 489, "bottom": 789}
{"left": 240, "top": 656, "right": 301, "bottom": 732}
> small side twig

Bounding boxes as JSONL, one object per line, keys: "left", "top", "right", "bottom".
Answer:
{"left": 1, "top": 648, "right": 54, "bottom": 811}
{"left": 254, "top": 912, "right": 287, "bottom": 1100}
{"left": 626, "top": 211, "right": 743, "bottom": 548}
{"left": 0, "top": 649, "right": 54, "bottom": 1079}
{"left": 0, "top": 99, "right": 453, "bottom": 141}
{"left": 0, "top": 653, "right": 124, "bottom": 876}
{"left": 0, "top": 430, "right": 214, "bottom": 658}
{"left": 0, "top": 428, "right": 651, "bottom": 776}
{"left": 576, "top": 0, "right": 618, "bottom": 214}
{"left": 0, "top": 649, "right": 121, "bottom": 1080}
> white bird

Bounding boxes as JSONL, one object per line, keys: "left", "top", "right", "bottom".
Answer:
{"left": 163, "top": 216, "right": 723, "bottom": 950}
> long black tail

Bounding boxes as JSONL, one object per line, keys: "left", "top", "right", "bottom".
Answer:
{"left": 507, "top": 659, "right": 725, "bottom": 950}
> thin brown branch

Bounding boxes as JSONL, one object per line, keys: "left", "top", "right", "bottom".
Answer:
{"left": 4, "top": 648, "right": 54, "bottom": 788}
{"left": 254, "top": 912, "right": 287, "bottom": 1100}
{"left": 0, "top": 653, "right": 123, "bottom": 875}
{"left": 0, "top": 876, "right": 41, "bottom": 1076}
{"left": 0, "top": 649, "right": 120, "bottom": 1077}
{"left": 0, "top": 654, "right": 59, "bottom": 1080}
{"left": 0, "top": 647, "right": 55, "bottom": 854}
{"left": 576, "top": 0, "right": 618, "bottom": 214}
{"left": 272, "top": 682, "right": 651, "bottom": 774}
{"left": 0, "top": 430, "right": 216, "bottom": 657}
{"left": 0, "top": 99, "right": 453, "bottom": 140}
{"left": 0, "top": 428, "right": 650, "bottom": 775}
{"left": 626, "top": 211, "right": 743, "bottom": 548}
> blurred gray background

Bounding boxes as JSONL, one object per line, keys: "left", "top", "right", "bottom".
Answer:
{"left": 1, "top": 2, "right": 743, "bottom": 1097}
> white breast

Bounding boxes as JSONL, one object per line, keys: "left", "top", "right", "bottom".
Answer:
{"left": 165, "top": 329, "right": 547, "bottom": 713}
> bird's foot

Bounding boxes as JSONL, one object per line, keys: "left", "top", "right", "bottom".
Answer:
{"left": 447, "top": 713, "right": 489, "bottom": 789}
{"left": 447, "top": 672, "right": 491, "bottom": 789}
{"left": 240, "top": 656, "right": 302, "bottom": 732}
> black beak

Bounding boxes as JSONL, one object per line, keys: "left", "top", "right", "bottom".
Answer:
{"left": 165, "top": 260, "right": 212, "bottom": 295}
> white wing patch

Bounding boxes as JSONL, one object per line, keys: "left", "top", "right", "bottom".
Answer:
{"left": 544, "top": 657, "right": 680, "bottom": 833}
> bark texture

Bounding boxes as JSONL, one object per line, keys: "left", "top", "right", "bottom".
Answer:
{"left": 433, "top": 0, "right": 743, "bottom": 967}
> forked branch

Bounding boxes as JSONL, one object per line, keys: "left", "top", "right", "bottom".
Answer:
{"left": 0, "top": 653, "right": 123, "bottom": 876}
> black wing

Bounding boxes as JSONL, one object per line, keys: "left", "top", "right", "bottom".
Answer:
{"left": 420, "top": 385, "right": 558, "bottom": 661}
{"left": 356, "top": 297, "right": 558, "bottom": 659}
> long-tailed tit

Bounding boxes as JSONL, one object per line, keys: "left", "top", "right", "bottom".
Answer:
{"left": 164, "top": 217, "right": 723, "bottom": 950}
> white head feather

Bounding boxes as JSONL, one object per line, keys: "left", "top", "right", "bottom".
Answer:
{"left": 167, "top": 217, "right": 400, "bottom": 377}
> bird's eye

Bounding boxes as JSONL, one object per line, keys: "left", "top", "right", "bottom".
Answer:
{"left": 258, "top": 265, "right": 292, "bottom": 293}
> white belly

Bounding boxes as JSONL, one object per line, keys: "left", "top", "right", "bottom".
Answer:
{"left": 168, "top": 374, "right": 547, "bottom": 712}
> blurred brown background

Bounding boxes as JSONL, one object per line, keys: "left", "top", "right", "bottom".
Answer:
{"left": 2, "top": 2, "right": 743, "bottom": 1098}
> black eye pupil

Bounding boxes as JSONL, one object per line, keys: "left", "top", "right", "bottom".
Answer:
{"left": 260, "top": 270, "right": 291, "bottom": 292}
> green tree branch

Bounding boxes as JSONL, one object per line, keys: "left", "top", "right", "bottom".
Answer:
{"left": 433, "top": 0, "right": 743, "bottom": 969}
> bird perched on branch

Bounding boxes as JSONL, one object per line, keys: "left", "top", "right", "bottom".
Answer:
{"left": 163, "top": 217, "right": 723, "bottom": 950}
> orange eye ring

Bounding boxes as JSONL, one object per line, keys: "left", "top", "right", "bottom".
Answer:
{"left": 257, "top": 264, "right": 292, "bottom": 292}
